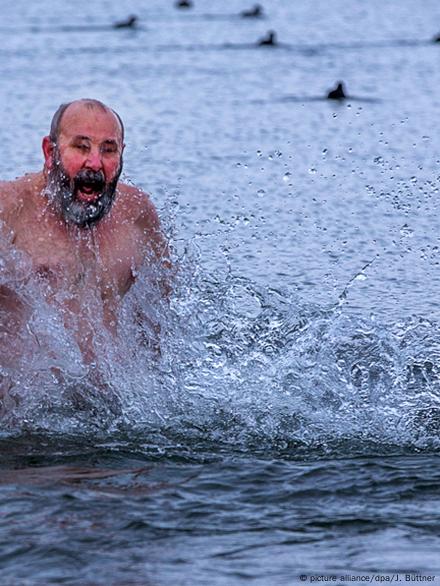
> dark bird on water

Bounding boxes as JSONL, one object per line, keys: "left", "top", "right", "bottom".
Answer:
{"left": 176, "top": 0, "right": 192, "bottom": 8}
{"left": 257, "top": 30, "right": 277, "bottom": 46}
{"left": 113, "top": 15, "right": 138, "bottom": 29}
{"left": 241, "top": 4, "right": 263, "bottom": 18}
{"left": 327, "top": 81, "right": 346, "bottom": 100}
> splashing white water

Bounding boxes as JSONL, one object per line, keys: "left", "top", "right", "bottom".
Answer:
{"left": 1, "top": 224, "right": 440, "bottom": 455}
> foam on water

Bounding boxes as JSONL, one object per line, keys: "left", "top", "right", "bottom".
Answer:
{"left": 1, "top": 220, "right": 440, "bottom": 457}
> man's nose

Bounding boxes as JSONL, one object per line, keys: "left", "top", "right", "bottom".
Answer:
{"left": 85, "top": 148, "right": 103, "bottom": 171}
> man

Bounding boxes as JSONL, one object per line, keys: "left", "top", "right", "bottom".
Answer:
{"left": 0, "top": 98, "right": 169, "bottom": 364}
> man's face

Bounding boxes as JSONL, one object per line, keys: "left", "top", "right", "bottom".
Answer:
{"left": 45, "top": 105, "right": 124, "bottom": 227}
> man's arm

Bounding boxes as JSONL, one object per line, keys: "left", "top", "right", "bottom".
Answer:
{"left": 120, "top": 185, "right": 172, "bottom": 354}
{"left": 129, "top": 186, "right": 172, "bottom": 297}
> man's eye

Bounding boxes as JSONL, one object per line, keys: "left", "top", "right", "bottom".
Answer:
{"left": 102, "top": 146, "right": 118, "bottom": 154}
{"left": 75, "top": 144, "right": 89, "bottom": 151}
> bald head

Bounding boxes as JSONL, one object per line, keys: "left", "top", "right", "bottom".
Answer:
{"left": 49, "top": 99, "right": 124, "bottom": 145}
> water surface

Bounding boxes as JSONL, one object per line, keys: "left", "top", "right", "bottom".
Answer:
{"left": 1, "top": 0, "right": 440, "bottom": 583}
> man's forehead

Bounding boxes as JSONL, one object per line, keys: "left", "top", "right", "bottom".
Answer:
{"left": 59, "top": 103, "right": 123, "bottom": 143}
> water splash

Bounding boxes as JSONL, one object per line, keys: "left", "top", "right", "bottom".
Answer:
{"left": 1, "top": 228, "right": 440, "bottom": 457}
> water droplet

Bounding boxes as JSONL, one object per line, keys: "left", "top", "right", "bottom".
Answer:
{"left": 308, "top": 167, "right": 317, "bottom": 174}
{"left": 256, "top": 150, "right": 263, "bottom": 157}
{"left": 410, "top": 176, "right": 417, "bottom": 183}
{"left": 322, "top": 148, "right": 328, "bottom": 156}
{"left": 257, "top": 189, "right": 265, "bottom": 197}
{"left": 283, "top": 172, "right": 292, "bottom": 182}
{"left": 373, "top": 156, "right": 383, "bottom": 165}
{"left": 354, "top": 273, "right": 367, "bottom": 281}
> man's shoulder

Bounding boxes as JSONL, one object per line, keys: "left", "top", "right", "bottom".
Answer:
{"left": 0, "top": 173, "right": 42, "bottom": 229}
{"left": 0, "top": 172, "right": 41, "bottom": 197}
{"left": 0, "top": 177, "right": 21, "bottom": 200}
{"left": 116, "top": 182, "right": 160, "bottom": 228}
{"left": 115, "top": 183, "right": 170, "bottom": 269}
{"left": 117, "top": 182, "right": 153, "bottom": 207}
{"left": 0, "top": 173, "right": 39, "bottom": 218}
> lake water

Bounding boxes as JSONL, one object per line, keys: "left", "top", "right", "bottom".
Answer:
{"left": 1, "top": 0, "right": 440, "bottom": 584}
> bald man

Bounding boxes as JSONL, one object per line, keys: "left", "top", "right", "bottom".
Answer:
{"left": 0, "top": 98, "right": 169, "bottom": 363}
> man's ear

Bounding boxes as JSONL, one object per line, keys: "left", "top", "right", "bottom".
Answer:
{"left": 42, "top": 136, "right": 55, "bottom": 170}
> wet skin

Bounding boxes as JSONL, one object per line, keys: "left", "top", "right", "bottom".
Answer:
{"left": 0, "top": 103, "right": 169, "bottom": 363}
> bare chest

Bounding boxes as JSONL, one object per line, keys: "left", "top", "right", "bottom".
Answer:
{"left": 14, "top": 220, "right": 141, "bottom": 304}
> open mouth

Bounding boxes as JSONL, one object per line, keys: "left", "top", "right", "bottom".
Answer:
{"left": 76, "top": 185, "right": 102, "bottom": 203}
{"left": 74, "top": 171, "right": 105, "bottom": 204}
